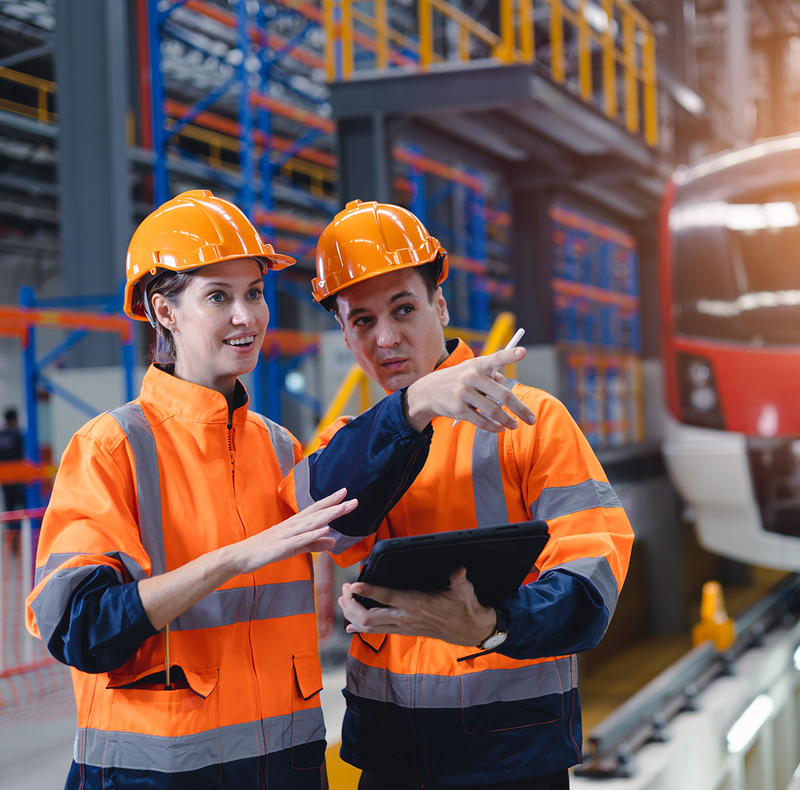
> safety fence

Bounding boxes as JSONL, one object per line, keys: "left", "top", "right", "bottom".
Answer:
{"left": 0, "top": 508, "right": 74, "bottom": 726}
{"left": 324, "top": 0, "right": 658, "bottom": 146}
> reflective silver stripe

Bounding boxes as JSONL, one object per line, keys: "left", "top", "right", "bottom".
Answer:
{"left": 34, "top": 551, "right": 147, "bottom": 588}
{"left": 545, "top": 556, "right": 619, "bottom": 619}
{"left": 31, "top": 565, "right": 121, "bottom": 645}
{"left": 329, "top": 529, "right": 368, "bottom": 555}
{"left": 252, "top": 412, "right": 296, "bottom": 477}
{"left": 471, "top": 430, "right": 508, "bottom": 527}
{"left": 108, "top": 404, "right": 166, "bottom": 576}
{"left": 346, "top": 654, "right": 575, "bottom": 709}
{"left": 293, "top": 453, "right": 315, "bottom": 510}
{"left": 77, "top": 707, "right": 325, "bottom": 772}
{"left": 529, "top": 478, "right": 622, "bottom": 522}
{"left": 172, "top": 579, "right": 315, "bottom": 631}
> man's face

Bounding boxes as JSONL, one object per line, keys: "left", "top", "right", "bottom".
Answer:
{"left": 335, "top": 268, "right": 450, "bottom": 392}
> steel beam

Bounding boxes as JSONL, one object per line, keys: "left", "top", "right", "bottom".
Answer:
{"left": 55, "top": 0, "right": 132, "bottom": 366}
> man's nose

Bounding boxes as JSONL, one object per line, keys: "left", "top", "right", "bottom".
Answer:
{"left": 375, "top": 319, "right": 401, "bottom": 348}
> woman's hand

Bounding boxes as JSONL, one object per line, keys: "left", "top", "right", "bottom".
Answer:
{"left": 231, "top": 488, "right": 355, "bottom": 574}
{"left": 139, "top": 489, "right": 357, "bottom": 631}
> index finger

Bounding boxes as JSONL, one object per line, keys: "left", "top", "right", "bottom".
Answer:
{"left": 480, "top": 346, "right": 526, "bottom": 372}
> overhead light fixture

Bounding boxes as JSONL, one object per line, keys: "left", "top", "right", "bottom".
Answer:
{"left": 726, "top": 695, "right": 774, "bottom": 754}
{"left": 669, "top": 201, "right": 800, "bottom": 232}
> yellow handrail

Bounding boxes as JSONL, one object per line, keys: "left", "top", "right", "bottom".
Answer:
{"left": 325, "top": 0, "right": 659, "bottom": 147}
{"left": 304, "top": 364, "right": 368, "bottom": 455}
{"left": 0, "top": 66, "right": 55, "bottom": 123}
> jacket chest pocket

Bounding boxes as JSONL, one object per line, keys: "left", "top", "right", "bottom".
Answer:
{"left": 100, "top": 666, "right": 221, "bottom": 787}
{"left": 461, "top": 659, "right": 567, "bottom": 734}
{"left": 291, "top": 652, "right": 326, "bottom": 770}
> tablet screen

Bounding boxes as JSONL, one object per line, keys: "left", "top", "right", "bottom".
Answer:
{"left": 355, "top": 521, "right": 549, "bottom": 608}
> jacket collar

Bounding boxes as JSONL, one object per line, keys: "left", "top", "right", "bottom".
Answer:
{"left": 436, "top": 337, "right": 474, "bottom": 371}
{"left": 139, "top": 365, "right": 250, "bottom": 425}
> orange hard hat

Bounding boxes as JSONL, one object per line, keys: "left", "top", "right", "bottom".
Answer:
{"left": 312, "top": 200, "right": 448, "bottom": 306}
{"left": 124, "top": 189, "right": 295, "bottom": 321}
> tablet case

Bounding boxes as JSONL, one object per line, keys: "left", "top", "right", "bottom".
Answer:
{"left": 355, "top": 521, "right": 549, "bottom": 608}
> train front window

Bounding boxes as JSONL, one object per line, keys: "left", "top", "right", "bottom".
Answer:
{"left": 672, "top": 199, "right": 800, "bottom": 344}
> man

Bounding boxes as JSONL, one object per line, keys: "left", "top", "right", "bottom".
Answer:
{"left": 284, "top": 200, "right": 633, "bottom": 789}
{"left": 0, "top": 408, "right": 26, "bottom": 550}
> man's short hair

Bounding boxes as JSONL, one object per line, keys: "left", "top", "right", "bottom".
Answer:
{"left": 326, "top": 257, "right": 443, "bottom": 315}
{"left": 4, "top": 408, "right": 18, "bottom": 424}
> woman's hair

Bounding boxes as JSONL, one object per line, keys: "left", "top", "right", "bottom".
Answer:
{"left": 145, "top": 270, "right": 195, "bottom": 364}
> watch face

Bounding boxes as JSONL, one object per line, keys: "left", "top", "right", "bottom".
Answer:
{"left": 482, "top": 632, "right": 508, "bottom": 650}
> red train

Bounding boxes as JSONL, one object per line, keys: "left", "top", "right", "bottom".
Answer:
{"left": 660, "top": 135, "right": 800, "bottom": 568}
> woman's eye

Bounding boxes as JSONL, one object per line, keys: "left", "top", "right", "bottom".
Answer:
{"left": 248, "top": 289, "right": 264, "bottom": 300}
{"left": 210, "top": 292, "right": 225, "bottom": 303}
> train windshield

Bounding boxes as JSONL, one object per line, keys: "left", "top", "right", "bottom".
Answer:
{"left": 671, "top": 198, "right": 800, "bottom": 344}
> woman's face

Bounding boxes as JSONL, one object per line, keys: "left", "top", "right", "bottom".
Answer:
{"left": 152, "top": 258, "right": 269, "bottom": 397}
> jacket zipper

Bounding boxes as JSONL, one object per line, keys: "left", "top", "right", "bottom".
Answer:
{"left": 227, "top": 423, "right": 235, "bottom": 483}
{"left": 228, "top": 418, "right": 265, "bottom": 740}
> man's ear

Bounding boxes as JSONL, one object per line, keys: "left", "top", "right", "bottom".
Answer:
{"left": 435, "top": 287, "right": 449, "bottom": 328}
{"left": 151, "top": 293, "right": 176, "bottom": 332}
{"left": 334, "top": 312, "right": 352, "bottom": 350}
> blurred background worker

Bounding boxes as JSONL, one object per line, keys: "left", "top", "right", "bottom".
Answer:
{"left": 0, "top": 407, "right": 25, "bottom": 550}
{"left": 24, "top": 191, "right": 437, "bottom": 790}
{"left": 302, "top": 200, "right": 634, "bottom": 789}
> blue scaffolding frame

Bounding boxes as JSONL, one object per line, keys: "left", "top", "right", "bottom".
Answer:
{"left": 146, "top": 0, "right": 334, "bottom": 423}
{"left": 17, "top": 286, "right": 137, "bottom": 510}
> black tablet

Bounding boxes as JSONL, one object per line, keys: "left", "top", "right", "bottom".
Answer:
{"left": 355, "top": 521, "right": 549, "bottom": 609}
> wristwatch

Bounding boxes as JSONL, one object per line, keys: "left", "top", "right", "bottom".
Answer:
{"left": 476, "top": 606, "right": 509, "bottom": 650}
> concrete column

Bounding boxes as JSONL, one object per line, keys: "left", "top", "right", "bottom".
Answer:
{"left": 726, "top": 0, "right": 752, "bottom": 144}
{"left": 509, "top": 187, "right": 553, "bottom": 344}
{"left": 55, "top": 0, "right": 133, "bottom": 366}
{"left": 336, "top": 112, "right": 393, "bottom": 206}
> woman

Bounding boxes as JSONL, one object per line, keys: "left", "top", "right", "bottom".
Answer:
{"left": 25, "top": 190, "right": 431, "bottom": 790}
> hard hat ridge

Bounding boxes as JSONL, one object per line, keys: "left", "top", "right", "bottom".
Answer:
{"left": 124, "top": 190, "right": 295, "bottom": 321}
{"left": 312, "top": 199, "right": 448, "bottom": 308}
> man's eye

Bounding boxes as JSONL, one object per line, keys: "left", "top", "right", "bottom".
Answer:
{"left": 354, "top": 317, "right": 372, "bottom": 327}
{"left": 397, "top": 304, "right": 414, "bottom": 315}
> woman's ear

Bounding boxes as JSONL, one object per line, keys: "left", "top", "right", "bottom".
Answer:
{"left": 150, "top": 293, "right": 175, "bottom": 332}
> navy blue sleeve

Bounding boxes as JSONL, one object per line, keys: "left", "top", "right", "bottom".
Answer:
{"left": 47, "top": 566, "right": 158, "bottom": 674}
{"left": 307, "top": 389, "right": 432, "bottom": 538}
{"left": 496, "top": 569, "right": 609, "bottom": 661}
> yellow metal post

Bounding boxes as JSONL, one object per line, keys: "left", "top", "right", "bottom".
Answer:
{"left": 342, "top": 0, "right": 354, "bottom": 79}
{"left": 324, "top": 0, "right": 336, "bottom": 80}
{"left": 419, "top": 0, "right": 433, "bottom": 70}
{"left": 498, "top": 0, "right": 515, "bottom": 63}
{"left": 550, "top": 0, "right": 565, "bottom": 83}
{"left": 375, "top": 0, "right": 389, "bottom": 69}
{"left": 601, "top": 0, "right": 617, "bottom": 119}
{"left": 359, "top": 371, "right": 371, "bottom": 412}
{"left": 578, "top": 0, "right": 592, "bottom": 102}
{"left": 519, "top": 0, "right": 534, "bottom": 63}
{"left": 623, "top": 11, "right": 638, "bottom": 133}
{"left": 642, "top": 26, "right": 658, "bottom": 146}
{"left": 458, "top": 25, "right": 470, "bottom": 61}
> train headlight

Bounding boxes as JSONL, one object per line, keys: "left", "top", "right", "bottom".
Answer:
{"left": 678, "top": 353, "right": 724, "bottom": 429}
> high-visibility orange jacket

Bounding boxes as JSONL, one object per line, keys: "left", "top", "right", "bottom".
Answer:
{"left": 26, "top": 366, "right": 326, "bottom": 789}
{"left": 283, "top": 339, "right": 634, "bottom": 788}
